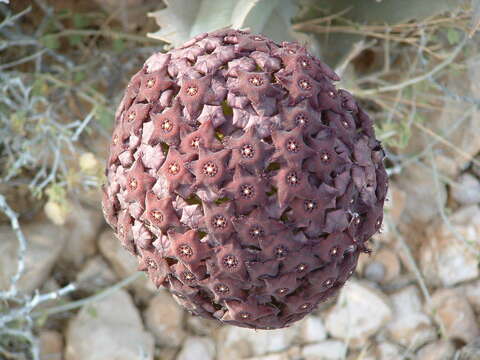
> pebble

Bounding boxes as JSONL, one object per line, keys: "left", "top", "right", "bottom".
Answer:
{"left": 0, "top": 223, "right": 67, "bottom": 293}
{"left": 65, "top": 289, "right": 154, "bottom": 360}
{"left": 176, "top": 337, "right": 215, "bottom": 360}
{"left": 246, "top": 354, "right": 289, "bottom": 360}
{"left": 186, "top": 315, "right": 221, "bottom": 337}
{"left": 76, "top": 255, "right": 117, "bottom": 293}
{"left": 417, "top": 340, "right": 456, "bottom": 360}
{"left": 450, "top": 173, "right": 480, "bottom": 205}
{"left": 386, "top": 285, "right": 436, "bottom": 350}
{"left": 430, "top": 288, "right": 480, "bottom": 344}
{"left": 39, "top": 330, "right": 63, "bottom": 360}
{"left": 144, "top": 291, "right": 186, "bottom": 348}
{"left": 457, "top": 339, "right": 480, "bottom": 360}
{"left": 324, "top": 280, "right": 392, "bottom": 348}
{"left": 396, "top": 163, "right": 447, "bottom": 224}
{"left": 464, "top": 279, "right": 480, "bottom": 312}
{"left": 98, "top": 229, "right": 156, "bottom": 298}
{"left": 301, "top": 340, "right": 347, "bottom": 360}
{"left": 420, "top": 205, "right": 480, "bottom": 287}
{"left": 300, "top": 316, "right": 327, "bottom": 344}
{"left": 59, "top": 202, "right": 104, "bottom": 267}
{"left": 361, "top": 342, "right": 403, "bottom": 360}
{"left": 363, "top": 247, "right": 401, "bottom": 284}
{"left": 216, "top": 322, "right": 300, "bottom": 358}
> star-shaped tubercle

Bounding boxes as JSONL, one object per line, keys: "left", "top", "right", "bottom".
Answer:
{"left": 158, "top": 148, "right": 195, "bottom": 192}
{"left": 137, "top": 68, "right": 174, "bottom": 103}
{"left": 165, "top": 229, "right": 212, "bottom": 265}
{"left": 202, "top": 201, "right": 236, "bottom": 243}
{"left": 179, "top": 119, "right": 222, "bottom": 156}
{"left": 191, "top": 147, "right": 231, "bottom": 189}
{"left": 142, "top": 191, "right": 180, "bottom": 232}
{"left": 146, "top": 101, "right": 190, "bottom": 146}
{"left": 226, "top": 126, "right": 273, "bottom": 174}
{"left": 272, "top": 165, "right": 313, "bottom": 207}
{"left": 270, "top": 126, "right": 316, "bottom": 165}
{"left": 289, "top": 183, "right": 338, "bottom": 235}
{"left": 179, "top": 75, "right": 217, "bottom": 118}
{"left": 124, "top": 159, "right": 155, "bottom": 205}
{"left": 138, "top": 247, "right": 170, "bottom": 288}
{"left": 222, "top": 167, "right": 268, "bottom": 214}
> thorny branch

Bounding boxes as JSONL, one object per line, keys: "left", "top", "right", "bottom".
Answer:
{"left": 0, "top": 194, "right": 27, "bottom": 300}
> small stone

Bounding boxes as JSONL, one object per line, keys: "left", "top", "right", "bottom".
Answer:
{"left": 464, "top": 279, "right": 480, "bottom": 312}
{"left": 144, "top": 291, "right": 186, "bottom": 348}
{"left": 217, "top": 323, "right": 300, "bottom": 358}
{"left": 364, "top": 247, "right": 400, "bottom": 284}
{"left": 430, "top": 288, "right": 480, "bottom": 344}
{"left": 76, "top": 256, "right": 117, "bottom": 293}
{"left": 39, "top": 330, "right": 63, "bottom": 360}
{"left": 247, "top": 354, "right": 290, "bottom": 360}
{"left": 361, "top": 342, "right": 403, "bottom": 360}
{"left": 450, "top": 173, "right": 480, "bottom": 205}
{"left": 396, "top": 163, "right": 447, "bottom": 224}
{"left": 301, "top": 340, "right": 347, "bottom": 360}
{"left": 363, "top": 261, "right": 385, "bottom": 283}
{"left": 186, "top": 315, "right": 221, "bottom": 336}
{"left": 300, "top": 316, "right": 327, "bottom": 344}
{"left": 176, "top": 337, "right": 215, "bottom": 360}
{"left": 386, "top": 285, "right": 436, "bottom": 350}
{"left": 417, "top": 340, "right": 456, "bottom": 360}
{"left": 384, "top": 184, "right": 407, "bottom": 223}
{"left": 458, "top": 339, "right": 480, "bottom": 360}
{"left": 60, "top": 201, "right": 104, "bottom": 267}
{"left": 420, "top": 205, "right": 480, "bottom": 287}
{"left": 98, "top": 229, "right": 156, "bottom": 298}
{"left": 65, "top": 289, "right": 154, "bottom": 360}
{"left": 0, "top": 223, "right": 67, "bottom": 293}
{"left": 325, "top": 280, "right": 392, "bottom": 348}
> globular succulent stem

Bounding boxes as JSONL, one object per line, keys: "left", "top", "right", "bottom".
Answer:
{"left": 103, "top": 28, "right": 388, "bottom": 329}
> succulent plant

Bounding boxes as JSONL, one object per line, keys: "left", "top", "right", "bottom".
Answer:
{"left": 102, "top": 28, "right": 388, "bottom": 329}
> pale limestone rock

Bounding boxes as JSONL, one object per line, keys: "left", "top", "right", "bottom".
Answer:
{"left": 98, "top": 229, "right": 156, "bottom": 298}
{"left": 0, "top": 223, "right": 67, "bottom": 293}
{"left": 186, "top": 315, "right": 221, "bottom": 336}
{"left": 464, "top": 279, "right": 480, "bottom": 312}
{"left": 176, "top": 337, "right": 215, "bottom": 360}
{"left": 40, "top": 330, "right": 63, "bottom": 360}
{"left": 217, "top": 322, "right": 300, "bottom": 358}
{"left": 385, "top": 184, "right": 407, "bottom": 222}
{"left": 396, "top": 163, "right": 447, "bottom": 224}
{"left": 301, "top": 340, "right": 347, "bottom": 360}
{"left": 420, "top": 205, "right": 480, "bottom": 287}
{"left": 60, "top": 202, "right": 104, "bottom": 267}
{"left": 451, "top": 173, "right": 480, "bottom": 205}
{"left": 65, "top": 289, "right": 154, "bottom": 360}
{"left": 325, "top": 280, "right": 392, "bottom": 348}
{"left": 458, "top": 339, "right": 480, "bottom": 360}
{"left": 300, "top": 316, "right": 327, "bottom": 344}
{"left": 144, "top": 291, "right": 186, "bottom": 348}
{"left": 361, "top": 342, "right": 403, "bottom": 360}
{"left": 386, "top": 285, "right": 436, "bottom": 350}
{"left": 246, "top": 354, "right": 290, "bottom": 360}
{"left": 363, "top": 247, "right": 401, "bottom": 284}
{"left": 417, "top": 340, "right": 456, "bottom": 360}
{"left": 76, "top": 255, "right": 117, "bottom": 292}
{"left": 430, "top": 288, "right": 480, "bottom": 344}
{"left": 372, "top": 184, "right": 406, "bottom": 244}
